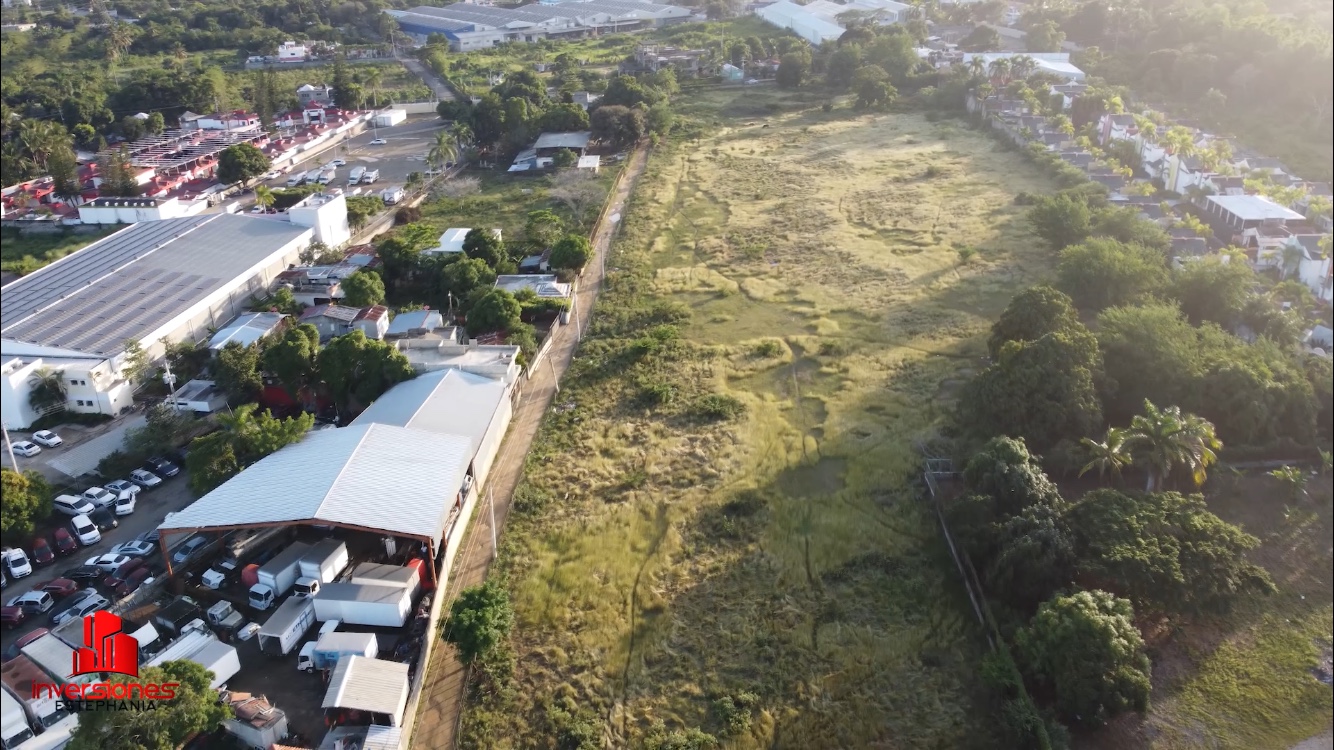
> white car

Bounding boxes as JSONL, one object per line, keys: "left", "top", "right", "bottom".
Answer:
{"left": 6, "top": 590, "right": 54, "bottom": 613}
{"left": 129, "top": 469, "right": 163, "bottom": 489}
{"left": 84, "top": 554, "right": 131, "bottom": 573}
{"left": 13, "top": 441, "right": 41, "bottom": 457}
{"left": 331, "top": 158, "right": 346, "bottom": 167}
{"left": 104, "top": 480, "right": 140, "bottom": 500}
{"left": 114, "top": 494, "right": 136, "bottom": 516}
{"left": 54, "top": 496, "right": 96, "bottom": 517}
{"left": 111, "top": 541, "right": 156, "bottom": 558}
{"left": 81, "top": 487, "right": 116, "bottom": 509}
{"left": 70, "top": 515, "right": 101, "bottom": 546}
{"left": 263, "top": 170, "right": 282, "bottom": 180}
{"left": 3, "top": 549, "right": 33, "bottom": 579}
{"left": 31, "top": 430, "right": 63, "bottom": 448}
{"left": 369, "top": 138, "right": 387, "bottom": 146}
{"left": 51, "top": 594, "right": 109, "bottom": 626}
{"left": 172, "top": 535, "right": 209, "bottom": 564}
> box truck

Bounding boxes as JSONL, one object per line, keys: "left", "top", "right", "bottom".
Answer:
{"left": 248, "top": 541, "right": 310, "bottom": 610}
{"left": 20, "top": 636, "right": 93, "bottom": 689}
{"left": 12, "top": 713, "right": 77, "bottom": 750}
{"left": 286, "top": 171, "right": 308, "bottom": 187}
{"left": 348, "top": 561, "right": 421, "bottom": 592}
{"left": 293, "top": 540, "right": 349, "bottom": 598}
{"left": 296, "top": 631, "right": 378, "bottom": 673}
{"left": 347, "top": 166, "right": 365, "bottom": 186}
{"left": 203, "top": 527, "right": 290, "bottom": 590}
{"left": 0, "top": 656, "right": 68, "bottom": 730}
{"left": 361, "top": 169, "right": 379, "bottom": 185}
{"left": 1, "top": 689, "right": 35, "bottom": 749}
{"left": 317, "top": 168, "right": 336, "bottom": 185}
{"left": 257, "top": 596, "right": 316, "bottom": 657}
{"left": 312, "top": 583, "right": 414, "bottom": 628}
{"left": 145, "top": 621, "right": 240, "bottom": 690}
{"left": 152, "top": 597, "right": 204, "bottom": 637}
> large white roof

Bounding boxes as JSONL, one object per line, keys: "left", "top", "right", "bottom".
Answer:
{"left": 1206, "top": 194, "right": 1305, "bottom": 221}
{"left": 351, "top": 369, "right": 507, "bottom": 456}
{"left": 322, "top": 656, "right": 410, "bottom": 721}
{"left": 158, "top": 423, "right": 471, "bottom": 547}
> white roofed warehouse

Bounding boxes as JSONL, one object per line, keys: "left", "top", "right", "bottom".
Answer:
{"left": 386, "top": 0, "right": 692, "bottom": 52}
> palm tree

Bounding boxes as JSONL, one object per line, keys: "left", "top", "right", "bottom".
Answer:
{"left": 1010, "top": 55, "right": 1036, "bottom": 79}
{"left": 17, "top": 119, "right": 69, "bottom": 169}
{"left": 1280, "top": 241, "right": 1306, "bottom": 280}
{"left": 171, "top": 42, "right": 187, "bottom": 65}
{"left": 966, "top": 57, "right": 986, "bottom": 79}
{"left": 27, "top": 367, "right": 68, "bottom": 414}
{"left": 1079, "top": 428, "right": 1133, "bottom": 483}
{"left": 1267, "top": 465, "right": 1308, "bottom": 504}
{"left": 448, "top": 122, "right": 473, "bottom": 150}
{"left": 427, "top": 130, "right": 458, "bottom": 172}
{"left": 1163, "top": 125, "right": 1196, "bottom": 158}
{"left": 105, "top": 21, "right": 134, "bottom": 64}
{"left": 365, "top": 67, "right": 384, "bottom": 109}
{"left": 254, "top": 185, "right": 275, "bottom": 213}
{"left": 987, "top": 57, "right": 1011, "bottom": 83}
{"left": 1122, "top": 400, "right": 1222, "bottom": 492}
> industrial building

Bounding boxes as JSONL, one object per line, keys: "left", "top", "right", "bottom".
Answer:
{"left": 386, "top": 0, "right": 692, "bottom": 51}
{"left": 757, "top": 0, "right": 911, "bottom": 45}
{"left": 1, "top": 214, "right": 313, "bottom": 428}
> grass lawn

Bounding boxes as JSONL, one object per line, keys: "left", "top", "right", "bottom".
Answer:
{"left": 417, "top": 169, "right": 617, "bottom": 240}
{"left": 1087, "top": 473, "right": 1334, "bottom": 750}
{"left": 1, "top": 228, "right": 115, "bottom": 276}
{"left": 462, "top": 88, "right": 1061, "bottom": 747}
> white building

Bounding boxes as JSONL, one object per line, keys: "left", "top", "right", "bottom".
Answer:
{"left": 1, "top": 214, "right": 312, "bottom": 428}
{"left": 278, "top": 41, "right": 309, "bottom": 62}
{"left": 77, "top": 196, "right": 208, "bottom": 225}
{"left": 388, "top": 0, "right": 692, "bottom": 52}
{"left": 286, "top": 193, "right": 351, "bottom": 248}
{"left": 208, "top": 311, "right": 288, "bottom": 351}
{"left": 394, "top": 342, "right": 523, "bottom": 384}
{"left": 373, "top": 109, "right": 408, "bottom": 128}
{"left": 494, "top": 274, "right": 571, "bottom": 299}
{"left": 758, "top": 0, "right": 910, "bottom": 45}
{"left": 961, "top": 52, "right": 1086, "bottom": 82}
{"left": 427, "top": 227, "right": 502, "bottom": 255}
{"left": 179, "top": 111, "right": 263, "bottom": 132}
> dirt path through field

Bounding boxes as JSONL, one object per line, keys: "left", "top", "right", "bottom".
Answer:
{"left": 408, "top": 144, "right": 650, "bottom": 750}
{"left": 1291, "top": 730, "right": 1334, "bottom": 750}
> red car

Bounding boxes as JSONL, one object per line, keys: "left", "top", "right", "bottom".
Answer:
{"left": 52, "top": 528, "right": 78, "bottom": 555}
{"left": 1, "top": 628, "right": 49, "bottom": 664}
{"left": 105, "top": 566, "right": 152, "bottom": 598}
{"left": 41, "top": 578, "right": 80, "bottom": 599}
{"left": 31, "top": 538, "right": 54, "bottom": 566}
{"left": 1, "top": 606, "right": 23, "bottom": 630}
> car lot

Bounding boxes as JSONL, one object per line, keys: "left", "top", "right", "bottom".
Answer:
{"left": 255, "top": 116, "right": 448, "bottom": 198}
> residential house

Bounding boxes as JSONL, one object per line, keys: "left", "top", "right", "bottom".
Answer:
{"left": 299, "top": 304, "right": 363, "bottom": 340}
{"left": 1201, "top": 194, "right": 1305, "bottom": 238}
{"left": 385, "top": 310, "right": 449, "bottom": 340}
{"left": 1089, "top": 172, "right": 1128, "bottom": 196}
{"left": 1169, "top": 235, "right": 1209, "bottom": 259}
{"left": 1281, "top": 234, "right": 1332, "bottom": 302}
{"left": 1097, "top": 113, "right": 1138, "bottom": 147}
{"left": 353, "top": 305, "right": 390, "bottom": 339}
{"left": 571, "top": 91, "right": 600, "bottom": 111}
{"left": 297, "top": 84, "right": 335, "bottom": 109}
{"left": 629, "top": 45, "right": 707, "bottom": 75}
{"left": 1058, "top": 151, "right": 1095, "bottom": 170}
{"left": 209, "top": 312, "right": 288, "bottom": 352}
{"left": 1049, "top": 82, "right": 1089, "bottom": 111}
{"left": 494, "top": 274, "right": 572, "bottom": 300}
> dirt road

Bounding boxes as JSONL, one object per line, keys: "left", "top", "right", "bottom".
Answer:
{"left": 1292, "top": 730, "right": 1334, "bottom": 750}
{"left": 408, "top": 145, "right": 651, "bottom": 750}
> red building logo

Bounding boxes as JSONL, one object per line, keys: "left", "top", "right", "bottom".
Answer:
{"left": 72, "top": 611, "right": 139, "bottom": 678}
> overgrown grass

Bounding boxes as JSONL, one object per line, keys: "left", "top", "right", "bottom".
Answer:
{"left": 417, "top": 170, "right": 616, "bottom": 240}
{"left": 1, "top": 228, "right": 115, "bottom": 275}
{"left": 460, "top": 91, "right": 1062, "bottom": 747}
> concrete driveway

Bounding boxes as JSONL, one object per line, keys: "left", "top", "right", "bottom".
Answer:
{"left": 3, "top": 414, "right": 144, "bottom": 485}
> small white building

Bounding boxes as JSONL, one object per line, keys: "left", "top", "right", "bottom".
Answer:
{"left": 77, "top": 196, "right": 207, "bottom": 225}
{"left": 168, "top": 379, "right": 229, "bottom": 414}
{"left": 288, "top": 192, "right": 351, "bottom": 248}
{"left": 427, "top": 227, "right": 502, "bottom": 255}
{"left": 394, "top": 342, "right": 522, "bottom": 385}
{"left": 494, "top": 274, "right": 571, "bottom": 299}
{"left": 322, "top": 656, "right": 411, "bottom": 727}
{"left": 278, "top": 41, "right": 309, "bottom": 62}
{"left": 373, "top": 109, "right": 408, "bottom": 128}
{"left": 179, "top": 111, "right": 262, "bottom": 132}
{"left": 208, "top": 312, "right": 288, "bottom": 351}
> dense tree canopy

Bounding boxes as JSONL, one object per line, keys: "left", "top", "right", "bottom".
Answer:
{"left": 340, "top": 269, "right": 386, "bottom": 308}
{"left": 68, "top": 661, "right": 230, "bottom": 750}
{"left": 986, "top": 285, "right": 1082, "bottom": 359}
{"left": 0, "top": 468, "right": 52, "bottom": 538}
{"left": 1056, "top": 238, "right": 1168, "bottom": 311}
{"left": 316, "top": 330, "right": 415, "bottom": 414}
{"left": 443, "top": 580, "right": 515, "bottom": 665}
{"left": 186, "top": 404, "right": 313, "bottom": 494}
{"left": 216, "top": 143, "right": 270, "bottom": 185}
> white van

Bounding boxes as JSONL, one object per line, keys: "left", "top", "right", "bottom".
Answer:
{"left": 286, "top": 171, "right": 308, "bottom": 187}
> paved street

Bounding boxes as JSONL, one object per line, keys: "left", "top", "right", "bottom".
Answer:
{"left": 408, "top": 144, "right": 651, "bottom": 750}
{"left": 398, "top": 55, "right": 456, "bottom": 102}
{"left": 254, "top": 116, "right": 448, "bottom": 199}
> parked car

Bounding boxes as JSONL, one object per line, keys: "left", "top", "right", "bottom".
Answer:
{"left": 30, "top": 538, "right": 54, "bottom": 566}
{"left": 85, "top": 554, "right": 132, "bottom": 573}
{"left": 31, "top": 430, "right": 63, "bottom": 447}
{"left": 2, "top": 628, "right": 49, "bottom": 661}
{"left": 111, "top": 541, "right": 156, "bottom": 558}
{"left": 88, "top": 507, "right": 118, "bottom": 532}
{"left": 50, "top": 591, "right": 109, "bottom": 626}
{"left": 5, "top": 590, "right": 54, "bottom": 614}
{"left": 137, "top": 529, "right": 161, "bottom": 545}
{"left": 59, "top": 566, "right": 105, "bottom": 585}
{"left": 1, "top": 606, "right": 23, "bottom": 629}
{"left": 144, "top": 457, "right": 180, "bottom": 478}
{"left": 13, "top": 440, "right": 41, "bottom": 457}
{"left": 129, "top": 469, "right": 163, "bottom": 489}
{"left": 110, "top": 557, "right": 145, "bottom": 580}
{"left": 3, "top": 549, "right": 32, "bottom": 579}
{"left": 172, "top": 536, "right": 209, "bottom": 565}
{"left": 331, "top": 158, "right": 347, "bottom": 167}
{"left": 104, "top": 480, "right": 140, "bottom": 500}
{"left": 369, "top": 138, "right": 387, "bottom": 145}
{"left": 69, "top": 515, "right": 101, "bottom": 546}
{"left": 106, "top": 566, "right": 153, "bottom": 598}
{"left": 115, "top": 494, "right": 136, "bottom": 516}
{"left": 54, "top": 496, "right": 95, "bottom": 517}
{"left": 42, "top": 579, "right": 80, "bottom": 599}
{"left": 81, "top": 487, "right": 116, "bottom": 508}
{"left": 53, "top": 528, "right": 78, "bottom": 555}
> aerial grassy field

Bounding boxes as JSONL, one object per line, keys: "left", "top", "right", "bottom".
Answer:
{"left": 461, "top": 87, "right": 1062, "bottom": 748}
{"left": 1, "top": 228, "right": 114, "bottom": 276}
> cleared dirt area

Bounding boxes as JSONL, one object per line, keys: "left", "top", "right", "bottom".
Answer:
{"left": 460, "top": 89, "right": 1060, "bottom": 748}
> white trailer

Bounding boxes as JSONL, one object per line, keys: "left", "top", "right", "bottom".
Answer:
{"left": 249, "top": 541, "right": 310, "bottom": 610}
{"left": 373, "top": 109, "right": 407, "bottom": 128}
{"left": 312, "top": 583, "right": 414, "bottom": 628}
{"left": 348, "top": 562, "right": 421, "bottom": 591}
{"left": 379, "top": 186, "right": 402, "bottom": 204}
{"left": 144, "top": 622, "right": 240, "bottom": 690}
{"left": 2, "top": 688, "right": 35, "bottom": 749}
{"left": 317, "top": 168, "right": 337, "bottom": 185}
{"left": 0, "top": 656, "right": 68, "bottom": 730}
{"left": 361, "top": 169, "right": 380, "bottom": 185}
{"left": 293, "top": 540, "right": 349, "bottom": 598}
{"left": 286, "top": 171, "right": 308, "bottom": 187}
{"left": 257, "top": 596, "right": 317, "bottom": 657}
{"left": 297, "top": 631, "right": 378, "bottom": 673}
{"left": 348, "top": 166, "right": 365, "bottom": 185}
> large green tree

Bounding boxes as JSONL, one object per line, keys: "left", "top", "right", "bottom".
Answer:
{"left": 984, "top": 505, "right": 1077, "bottom": 610}
{"left": 212, "top": 341, "right": 263, "bottom": 404}
{"left": 443, "top": 580, "right": 514, "bottom": 664}
{"left": 341, "top": 269, "right": 386, "bottom": 308}
{"left": 962, "top": 436, "right": 1064, "bottom": 518}
{"left": 67, "top": 661, "right": 230, "bottom": 750}
{"left": 260, "top": 324, "right": 321, "bottom": 400}
{"left": 186, "top": 404, "right": 314, "bottom": 494}
{"left": 987, "top": 285, "right": 1082, "bottom": 358}
{"left": 316, "top": 330, "right": 415, "bottom": 415}
{"left": 549, "top": 234, "right": 591, "bottom": 271}
{"left": 0, "top": 468, "right": 52, "bottom": 538}
{"left": 1169, "top": 257, "right": 1254, "bottom": 328}
{"left": 466, "top": 289, "right": 523, "bottom": 336}
{"left": 462, "top": 227, "right": 507, "bottom": 268}
{"left": 1056, "top": 238, "right": 1169, "bottom": 311}
{"left": 217, "top": 143, "right": 271, "bottom": 185}
{"left": 1028, "top": 194, "right": 1091, "bottom": 250}
{"left": 1015, "top": 590, "right": 1151, "bottom": 726}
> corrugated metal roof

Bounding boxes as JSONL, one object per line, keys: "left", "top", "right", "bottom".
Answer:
{"left": 385, "top": 310, "right": 444, "bottom": 336}
{"left": 1, "top": 215, "right": 309, "bottom": 357}
{"left": 158, "top": 423, "right": 471, "bottom": 547}
{"left": 533, "top": 131, "right": 591, "bottom": 150}
{"left": 315, "top": 631, "right": 378, "bottom": 654}
{"left": 21, "top": 636, "right": 76, "bottom": 682}
{"left": 322, "top": 656, "right": 409, "bottom": 720}
{"left": 209, "top": 311, "right": 287, "bottom": 350}
{"left": 362, "top": 726, "right": 404, "bottom": 750}
{"left": 351, "top": 369, "right": 507, "bottom": 458}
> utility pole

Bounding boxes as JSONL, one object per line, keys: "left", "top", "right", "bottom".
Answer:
{"left": 163, "top": 361, "right": 179, "bottom": 413}
{"left": 1, "top": 421, "right": 18, "bottom": 470}
{"left": 488, "top": 487, "right": 497, "bottom": 560}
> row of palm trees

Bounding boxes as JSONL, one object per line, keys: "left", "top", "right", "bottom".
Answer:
{"left": 965, "top": 54, "right": 1040, "bottom": 85}
{"left": 1079, "top": 400, "right": 1223, "bottom": 492}
{"left": 427, "top": 123, "right": 473, "bottom": 174}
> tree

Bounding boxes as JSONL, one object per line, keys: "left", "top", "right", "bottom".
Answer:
{"left": 99, "top": 146, "right": 139, "bottom": 197}
{"left": 466, "top": 289, "right": 523, "bottom": 336}
{"left": 589, "top": 105, "right": 645, "bottom": 149}
{"left": 471, "top": 93, "right": 507, "bottom": 147}
{"left": 212, "top": 341, "right": 263, "bottom": 404}
{"left": 427, "top": 130, "right": 458, "bottom": 172}
{"left": 1268, "top": 465, "right": 1308, "bottom": 504}
{"left": 443, "top": 580, "right": 514, "bottom": 664}
{"left": 987, "top": 285, "right": 1082, "bottom": 358}
{"left": 851, "top": 66, "right": 896, "bottom": 111}
{"left": 776, "top": 51, "right": 811, "bottom": 89}
{"left": 1090, "top": 207, "right": 1170, "bottom": 251}
{"left": 67, "top": 661, "right": 230, "bottom": 750}
{"left": 601, "top": 75, "right": 653, "bottom": 108}
{"left": 26, "top": 366, "right": 67, "bottom": 413}
{"left": 865, "top": 30, "right": 919, "bottom": 82}
{"left": 299, "top": 240, "right": 344, "bottom": 267}
{"left": 539, "top": 102, "right": 590, "bottom": 133}
{"left": 960, "top": 328, "right": 1103, "bottom": 452}
{"left": 0, "top": 468, "right": 52, "bottom": 538}
{"left": 48, "top": 146, "right": 81, "bottom": 203}
{"left": 523, "top": 209, "right": 565, "bottom": 253}
{"left": 1066, "top": 489, "right": 1274, "bottom": 613}
{"left": 341, "top": 270, "right": 386, "bottom": 308}
{"left": 551, "top": 148, "right": 578, "bottom": 169}
{"left": 1170, "top": 257, "right": 1253, "bottom": 327}
{"left": 549, "top": 170, "right": 604, "bottom": 224}
{"left": 1078, "top": 428, "right": 1133, "bottom": 482}
{"left": 1028, "top": 194, "right": 1091, "bottom": 250}
{"left": 960, "top": 26, "right": 1001, "bottom": 52}
{"left": 1025, "top": 20, "right": 1066, "bottom": 53}
{"left": 316, "top": 330, "right": 415, "bottom": 415}
{"left": 985, "top": 505, "right": 1076, "bottom": 609}
{"left": 1056, "top": 238, "right": 1169, "bottom": 311}
{"left": 462, "top": 227, "right": 506, "bottom": 268}
{"left": 1121, "top": 400, "right": 1221, "bottom": 492}
{"left": 217, "top": 143, "right": 270, "bottom": 185}
{"left": 261, "top": 324, "right": 320, "bottom": 400}
{"left": 187, "top": 404, "right": 314, "bottom": 494}
{"left": 146, "top": 112, "right": 165, "bottom": 135}
{"left": 125, "top": 403, "right": 196, "bottom": 458}
{"left": 439, "top": 256, "right": 497, "bottom": 302}
{"left": 120, "top": 338, "right": 151, "bottom": 385}
{"left": 826, "top": 44, "right": 863, "bottom": 90}
{"left": 1015, "top": 590, "right": 1151, "bottom": 726}
{"left": 549, "top": 234, "right": 591, "bottom": 271}
{"left": 962, "top": 436, "right": 1064, "bottom": 519}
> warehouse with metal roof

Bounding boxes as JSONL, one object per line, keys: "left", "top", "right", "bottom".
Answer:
{"left": 323, "top": 656, "right": 411, "bottom": 727}
{"left": 387, "top": 0, "right": 691, "bottom": 51}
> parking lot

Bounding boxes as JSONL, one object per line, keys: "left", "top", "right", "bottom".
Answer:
{"left": 258, "top": 116, "right": 449, "bottom": 198}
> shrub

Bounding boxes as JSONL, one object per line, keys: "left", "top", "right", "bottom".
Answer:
{"left": 395, "top": 205, "right": 422, "bottom": 225}
{"left": 638, "top": 378, "right": 677, "bottom": 406}
{"left": 697, "top": 394, "right": 745, "bottom": 421}
{"left": 751, "top": 339, "right": 783, "bottom": 357}
{"left": 710, "top": 692, "right": 758, "bottom": 737}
